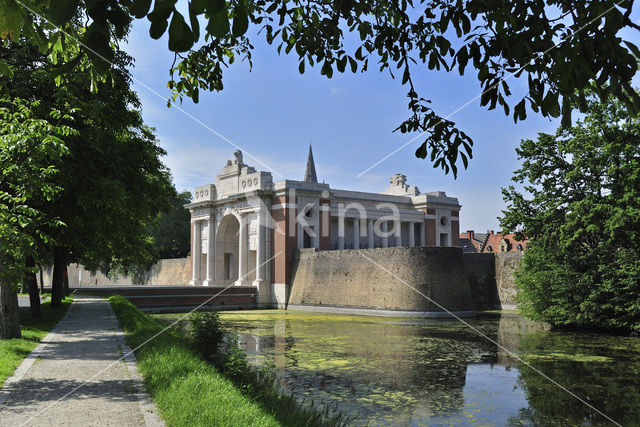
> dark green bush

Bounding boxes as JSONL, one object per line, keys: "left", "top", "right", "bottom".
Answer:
{"left": 189, "top": 311, "right": 225, "bottom": 361}
{"left": 187, "top": 310, "right": 349, "bottom": 426}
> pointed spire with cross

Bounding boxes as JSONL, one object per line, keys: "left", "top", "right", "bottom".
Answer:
{"left": 303, "top": 143, "right": 318, "bottom": 183}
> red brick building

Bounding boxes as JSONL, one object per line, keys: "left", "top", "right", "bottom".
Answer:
{"left": 458, "top": 230, "right": 527, "bottom": 253}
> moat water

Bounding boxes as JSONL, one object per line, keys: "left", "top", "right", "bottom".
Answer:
{"left": 214, "top": 310, "right": 640, "bottom": 426}
{"left": 157, "top": 310, "right": 640, "bottom": 425}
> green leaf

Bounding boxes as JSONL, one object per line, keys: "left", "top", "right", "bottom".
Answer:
{"left": 206, "top": 8, "right": 230, "bottom": 38}
{"left": 147, "top": 0, "right": 177, "bottom": 39}
{"left": 207, "top": 0, "right": 226, "bottom": 14}
{"left": 348, "top": 56, "right": 357, "bottom": 73}
{"left": 624, "top": 41, "right": 640, "bottom": 59}
{"left": 232, "top": 4, "right": 249, "bottom": 37}
{"left": 0, "top": 60, "right": 14, "bottom": 78}
{"left": 83, "top": 22, "right": 114, "bottom": 73}
{"left": 190, "top": 0, "right": 208, "bottom": 14}
{"left": 129, "top": 0, "right": 152, "bottom": 19}
{"left": 543, "top": 91, "right": 560, "bottom": 118}
{"left": 108, "top": 7, "right": 132, "bottom": 38}
{"left": 189, "top": 3, "right": 201, "bottom": 42}
{"left": 149, "top": 17, "right": 169, "bottom": 39}
{"left": 48, "top": 0, "right": 79, "bottom": 26}
{"left": 168, "top": 12, "right": 194, "bottom": 52}
{"left": 402, "top": 66, "right": 410, "bottom": 84}
{"left": 561, "top": 96, "right": 572, "bottom": 127}
{"left": 321, "top": 61, "right": 333, "bottom": 78}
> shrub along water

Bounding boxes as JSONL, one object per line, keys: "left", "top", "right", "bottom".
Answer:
{"left": 189, "top": 312, "right": 348, "bottom": 425}
{"left": 109, "top": 296, "right": 347, "bottom": 426}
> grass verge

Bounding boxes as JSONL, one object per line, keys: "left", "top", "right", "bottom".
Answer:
{"left": 109, "top": 296, "right": 346, "bottom": 427}
{"left": 0, "top": 296, "right": 73, "bottom": 386}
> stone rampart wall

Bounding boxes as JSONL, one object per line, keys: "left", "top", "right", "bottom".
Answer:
{"left": 462, "top": 252, "right": 523, "bottom": 309}
{"left": 37, "top": 249, "right": 523, "bottom": 312}
{"left": 40, "top": 257, "right": 192, "bottom": 287}
{"left": 288, "top": 247, "right": 475, "bottom": 312}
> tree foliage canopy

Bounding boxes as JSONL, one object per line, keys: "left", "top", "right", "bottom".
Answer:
{"left": 0, "top": 97, "right": 73, "bottom": 284}
{"left": 151, "top": 190, "right": 192, "bottom": 259}
{"left": 0, "top": 40, "right": 175, "bottom": 284}
{"left": 2, "top": 0, "right": 640, "bottom": 176}
{"left": 501, "top": 91, "right": 640, "bottom": 332}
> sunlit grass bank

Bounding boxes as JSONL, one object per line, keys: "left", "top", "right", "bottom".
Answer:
{"left": 109, "top": 296, "right": 345, "bottom": 426}
{"left": 0, "top": 296, "right": 73, "bottom": 386}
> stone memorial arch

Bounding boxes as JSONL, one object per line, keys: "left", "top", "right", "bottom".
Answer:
{"left": 186, "top": 147, "right": 462, "bottom": 309}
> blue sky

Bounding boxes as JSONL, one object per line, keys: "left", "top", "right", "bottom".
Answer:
{"left": 123, "top": 9, "right": 640, "bottom": 231}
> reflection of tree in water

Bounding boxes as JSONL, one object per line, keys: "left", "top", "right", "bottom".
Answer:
{"left": 510, "top": 330, "right": 640, "bottom": 426}
{"left": 497, "top": 315, "right": 549, "bottom": 367}
{"left": 227, "top": 315, "right": 503, "bottom": 424}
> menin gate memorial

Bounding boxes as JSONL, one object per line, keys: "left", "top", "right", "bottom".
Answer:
{"left": 185, "top": 147, "right": 473, "bottom": 314}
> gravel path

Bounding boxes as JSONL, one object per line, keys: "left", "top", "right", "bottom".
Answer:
{"left": 0, "top": 296, "right": 163, "bottom": 426}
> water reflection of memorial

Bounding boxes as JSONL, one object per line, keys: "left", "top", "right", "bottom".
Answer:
{"left": 228, "top": 314, "right": 502, "bottom": 425}
{"left": 222, "top": 311, "right": 640, "bottom": 426}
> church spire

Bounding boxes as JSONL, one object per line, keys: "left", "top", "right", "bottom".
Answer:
{"left": 303, "top": 144, "right": 318, "bottom": 183}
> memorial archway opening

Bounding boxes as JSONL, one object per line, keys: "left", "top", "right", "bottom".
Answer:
{"left": 216, "top": 214, "right": 240, "bottom": 286}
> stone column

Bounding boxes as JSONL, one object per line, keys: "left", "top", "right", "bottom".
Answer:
{"left": 338, "top": 215, "right": 345, "bottom": 250}
{"left": 367, "top": 219, "right": 374, "bottom": 248}
{"left": 420, "top": 222, "right": 426, "bottom": 246}
{"left": 190, "top": 220, "right": 202, "bottom": 285}
{"left": 203, "top": 216, "right": 215, "bottom": 286}
{"left": 394, "top": 220, "right": 402, "bottom": 247}
{"left": 312, "top": 207, "right": 320, "bottom": 249}
{"left": 297, "top": 221, "right": 303, "bottom": 249}
{"left": 353, "top": 218, "right": 360, "bottom": 249}
{"left": 255, "top": 210, "right": 265, "bottom": 282}
{"left": 381, "top": 221, "right": 388, "bottom": 248}
{"left": 237, "top": 215, "right": 248, "bottom": 285}
{"left": 408, "top": 221, "right": 415, "bottom": 247}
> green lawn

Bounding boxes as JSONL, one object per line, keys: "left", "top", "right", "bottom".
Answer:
{"left": 109, "top": 296, "right": 346, "bottom": 426}
{"left": 0, "top": 296, "right": 73, "bottom": 386}
{"left": 109, "top": 295, "right": 284, "bottom": 426}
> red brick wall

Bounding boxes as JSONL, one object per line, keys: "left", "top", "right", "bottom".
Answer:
{"left": 425, "top": 218, "right": 436, "bottom": 246}
{"left": 451, "top": 220, "right": 460, "bottom": 246}
{"left": 272, "top": 195, "right": 296, "bottom": 284}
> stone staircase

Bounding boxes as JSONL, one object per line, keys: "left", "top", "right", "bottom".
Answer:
{"left": 60, "top": 286, "right": 258, "bottom": 313}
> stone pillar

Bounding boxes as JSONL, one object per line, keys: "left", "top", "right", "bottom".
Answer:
{"left": 203, "top": 216, "right": 215, "bottom": 286}
{"left": 255, "top": 210, "right": 265, "bottom": 283}
{"left": 408, "top": 221, "right": 415, "bottom": 247}
{"left": 367, "top": 219, "right": 374, "bottom": 248}
{"left": 338, "top": 215, "right": 345, "bottom": 250}
{"left": 312, "top": 207, "right": 320, "bottom": 249}
{"left": 353, "top": 218, "right": 360, "bottom": 250}
{"left": 381, "top": 221, "right": 388, "bottom": 248}
{"left": 190, "top": 220, "right": 202, "bottom": 285}
{"left": 297, "top": 221, "right": 303, "bottom": 249}
{"left": 394, "top": 220, "right": 402, "bottom": 247}
{"left": 237, "top": 215, "right": 248, "bottom": 285}
{"left": 420, "top": 222, "right": 426, "bottom": 246}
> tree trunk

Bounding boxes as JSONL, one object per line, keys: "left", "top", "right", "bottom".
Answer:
{"left": 63, "top": 268, "right": 69, "bottom": 297}
{"left": 51, "top": 246, "right": 67, "bottom": 308}
{"left": 0, "top": 281, "right": 21, "bottom": 339}
{"left": 39, "top": 267, "right": 44, "bottom": 293}
{"left": 25, "top": 256, "right": 41, "bottom": 319}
